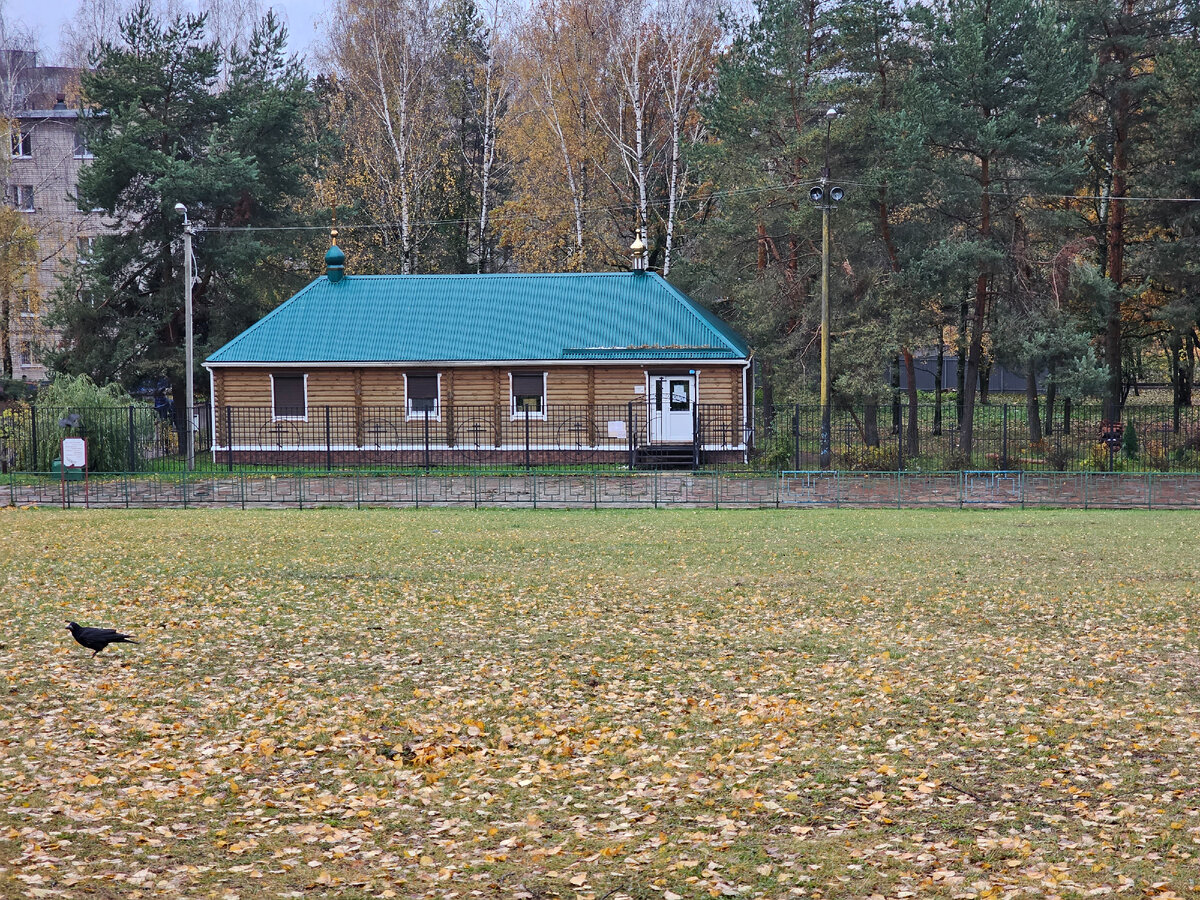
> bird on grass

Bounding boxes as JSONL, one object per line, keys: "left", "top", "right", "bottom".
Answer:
{"left": 66, "top": 622, "right": 139, "bottom": 658}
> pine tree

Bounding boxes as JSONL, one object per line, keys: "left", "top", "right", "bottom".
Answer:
{"left": 47, "top": 3, "right": 314, "bottom": 405}
{"left": 903, "top": 0, "right": 1088, "bottom": 457}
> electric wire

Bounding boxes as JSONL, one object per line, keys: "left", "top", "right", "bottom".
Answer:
{"left": 198, "top": 179, "right": 1200, "bottom": 235}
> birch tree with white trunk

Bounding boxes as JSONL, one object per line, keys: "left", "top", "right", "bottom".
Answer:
{"left": 330, "top": 0, "right": 438, "bottom": 274}
{"left": 652, "top": 0, "right": 718, "bottom": 275}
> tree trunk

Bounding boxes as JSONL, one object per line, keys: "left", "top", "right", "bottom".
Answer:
{"left": 903, "top": 348, "right": 918, "bottom": 456}
{"left": 1184, "top": 331, "right": 1195, "bottom": 406}
{"left": 1044, "top": 378, "right": 1056, "bottom": 437}
{"left": 864, "top": 399, "right": 879, "bottom": 447}
{"left": 891, "top": 355, "right": 901, "bottom": 435}
{"left": 956, "top": 292, "right": 968, "bottom": 426}
{"left": 1104, "top": 57, "right": 1132, "bottom": 420}
{"left": 933, "top": 334, "right": 944, "bottom": 436}
{"left": 0, "top": 287, "right": 11, "bottom": 378}
{"left": 960, "top": 149, "right": 993, "bottom": 459}
{"left": 1026, "top": 361, "right": 1042, "bottom": 444}
{"left": 761, "top": 359, "right": 775, "bottom": 436}
{"left": 979, "top": 354, "right": 992, "bottom": 406}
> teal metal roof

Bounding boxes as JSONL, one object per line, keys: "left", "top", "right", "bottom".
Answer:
{"left": 206, "top": 272, "right": 749, "bottom": 365}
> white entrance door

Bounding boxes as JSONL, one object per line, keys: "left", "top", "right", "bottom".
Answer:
{"left": 649, "top": 375, "right": 695, "bottom": 443}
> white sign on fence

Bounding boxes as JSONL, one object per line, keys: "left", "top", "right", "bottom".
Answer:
{"left": 607, "top": 420, "right": 627, "bottom": 439}
{"left": 61, "top": 437, "right": 87, "bottom": 469}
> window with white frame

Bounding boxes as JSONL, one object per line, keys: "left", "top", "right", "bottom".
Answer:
{"left": 405, "top": 372, "right": 439, "bottom": 419}
{"left": 17, "top": 343, "right": 32, "bottom": 368}
{"left": 11, "top": 128, "right": 31, "bottom": 158}
{"left": 510, "top": 371, "right": 546, "bottom": 418}
{"left": 271, "top": 373, "right": 307, "bottom": 420}
{"left": 17, "top": 290, "right": 36, "bottom": 317}
{"left": 74, "top": 125, "right": 92, "bottom": 159}
{"left": 77, "top": 235, "right": 98, "bottom": 261}
{"left": 10, "top": 185, "right": 33, "bottom": 211}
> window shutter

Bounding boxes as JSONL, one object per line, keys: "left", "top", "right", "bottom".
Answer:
{"left": 512, "top": 373, "right": 543, "bottom": 397}
{"left": 273, "top": 375, "right": 305, "bottom": 416}
{"left": 407, "top": 374, "right": 437, "bottom": 399}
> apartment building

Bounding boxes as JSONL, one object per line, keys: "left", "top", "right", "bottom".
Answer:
{"left": 3, "top": 50, "right": 111, "bottom": 382}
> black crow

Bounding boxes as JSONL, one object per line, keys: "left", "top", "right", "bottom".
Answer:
{"left": 66, "top": 621, "right": 139, "bottom": 658}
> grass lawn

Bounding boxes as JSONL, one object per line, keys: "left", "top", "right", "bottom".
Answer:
{"left": 2, "top": 509, "right": 1198, "bottom": 900}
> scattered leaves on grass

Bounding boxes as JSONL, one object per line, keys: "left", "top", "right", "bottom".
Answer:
{"left": 1, "top": 508, "right": 1198, "bottom": 899}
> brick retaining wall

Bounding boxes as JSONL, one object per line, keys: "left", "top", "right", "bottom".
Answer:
{"left": 7, "top": 471, "right": 1200, "bottom": 509}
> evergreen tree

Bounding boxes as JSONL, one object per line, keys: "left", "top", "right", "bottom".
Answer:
{"left": 903, "top": 0, "right": 1088, "bottom": 456}
{"left": 47, "top": 3, "right": 315, "bottom": 404}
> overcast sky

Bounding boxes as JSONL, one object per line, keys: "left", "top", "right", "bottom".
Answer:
{"left": 4, "top": 0, "right": 326, "bottom": 64}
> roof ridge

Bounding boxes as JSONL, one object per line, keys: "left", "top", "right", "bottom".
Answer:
{"left": 329, "top": 271, "right": 635, "bottom": 280}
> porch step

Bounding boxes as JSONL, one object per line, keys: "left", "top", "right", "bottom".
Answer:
{"left": 636, "top": 443, "right": 696, "bottom": 470}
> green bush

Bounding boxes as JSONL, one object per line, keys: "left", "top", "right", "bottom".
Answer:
{"left": 30, "top": 375, "right": 155, "bottom": 472}
{"left": 837, "top": 444, "right": 900, "bottom": 471}
{"left": 1122, "top": 419, "right": 1139, "bottom": 459}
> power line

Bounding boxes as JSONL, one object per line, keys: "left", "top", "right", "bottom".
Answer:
{"left": 201, "top": 181, "right": 824, "bottom": 234}
{"left": 200, "top": 181, "right": 1200, "bottom": 235}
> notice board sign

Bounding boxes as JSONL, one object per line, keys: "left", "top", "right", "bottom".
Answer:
{"left": 60, "top": 437, "right": 89, "bottom": 508}
{"left": 62, "top": 437, "right": 87, "bottom": 468}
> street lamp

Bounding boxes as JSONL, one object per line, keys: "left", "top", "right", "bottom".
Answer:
{"left": 809, "top": 108, "right": 846, "bottom": 470}
{"left": 175, "top": 202, "right": 196, "bottom": 471}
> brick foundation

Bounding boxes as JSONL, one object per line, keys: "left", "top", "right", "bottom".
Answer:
{"left": 7, "top": 471, "right": 1199, "bottom": 510}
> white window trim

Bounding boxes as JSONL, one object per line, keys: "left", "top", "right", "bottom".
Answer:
{"left": 11, "top": 129, "right": 31, "bottom": 159}
{"left": 12, "top": 185, "right": 34, "bottom": 212}
{"left": 270, "top": 372, "right": 308, "bottom": 421}
{"left": 509, "top": 370, "right": 548, "bottom": 420}
{"left": 404, "top": 371, "right": 442, "bottom": 421}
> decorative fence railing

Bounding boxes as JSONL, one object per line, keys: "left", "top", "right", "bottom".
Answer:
{"left": 754, "top": 400, "right": 1200, "bottom": 474}
{"left": 10, "top": 470, "right": 1200, "bottom": 510}
{"left": 2, "top": 399, "right": 1199, "bottom": 474}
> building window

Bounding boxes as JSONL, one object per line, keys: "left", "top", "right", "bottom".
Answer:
{"left": 10, "top": 185, "right": 33, "bottom": 212}
{"left": 77, "top": 236, "right": 97, "bottom": 261}
{"left": 271, "top": 373, "right": 307, "bottom": 420}
{"left": 17, "top": 343, "right": 32, "bottom": 368}
{"left": 510, "top": 371, "right": 546, "bottom": 418}
{"left": 11, "top": 128, "right": 31, "bottom": 158}
{"left": 17, "top": 290, "right": 36, "bottom": 317}
{"left": 74, "top": 126, "right": 92, "bottom": 159}
{"left": 405, "top": 372, "right": 440, "bottom": 419}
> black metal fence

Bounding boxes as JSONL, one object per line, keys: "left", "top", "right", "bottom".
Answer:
{"left": 755, "top": 399, "right": 1200, "bottom": 473}
{"left": 2, "top": 399, "right": 1199, "bottom": 473}
{"left": 0, "top": 403, "right": 212, "bottom": 473}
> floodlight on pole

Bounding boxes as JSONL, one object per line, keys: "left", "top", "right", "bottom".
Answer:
{"left": 809, "top": 107, "right": 847, "bottom": 470}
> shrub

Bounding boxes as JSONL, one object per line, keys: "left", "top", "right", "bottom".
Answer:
{"left": 1122, "top": 419, "right": 1139, "bottom": 458}
{"left": 1082, "top": 442, "right": 1113, "bottom": 471}
{"left": 29, "top": 375, "right": 155, "bottom": 472}
{"left": 1045, "top": 443, "right": 1075, "bottom": 471}
{"left": 837, "top": 444, "right": 899, "bottom": 471}
{"left": 1142, "top": 440, "right": 1172, "bottom": 472}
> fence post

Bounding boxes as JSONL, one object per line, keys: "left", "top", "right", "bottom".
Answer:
{"left": 424, "top": 408, "right": 431, "bottom": 472}
{"left": 127, "top": 406, "right": 136, "bottom": 473}
{"left": 1063, "top": 397, "right": 1072, "bottom": 435}
{"left": 524, "top": 407, "right": 531, "bottom": 472}
{"left": 692, "top": 403, "right": 700, "bottom": 470}
{"left": 1001, "top": 404, "right": 1009, "bottom": 470}
{"left": 627, "top": 401, "right": 635, "bottom": 469}
{"left": 897, "top": 418, "right": 903, "bottom": 472}
{"left": 325, "top": 406, "right": 333, "bottom": 472}
{"left": 29, "top": 405, "right": 37, "bottom": 471}
{"left": 793, "top": 403, "right": 800, "bottom": 470}
{"left": 226, "top": 406, "right": 234, "bottom": 471}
